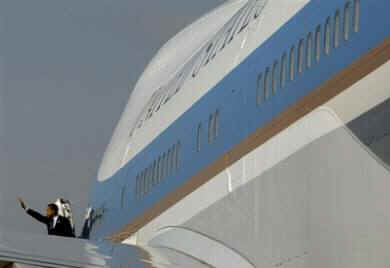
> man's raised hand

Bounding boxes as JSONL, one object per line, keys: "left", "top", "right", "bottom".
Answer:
{"left": 18, "top": 197, "right": 26, "bottom": 210}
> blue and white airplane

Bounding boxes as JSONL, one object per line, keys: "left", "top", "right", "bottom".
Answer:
{"left": 2, "top": 0, "right": 390, "bottom": 267}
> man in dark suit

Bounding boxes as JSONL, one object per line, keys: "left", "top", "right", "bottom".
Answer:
{"left": 18, "top": 198, "right": 75, "bottom": 238}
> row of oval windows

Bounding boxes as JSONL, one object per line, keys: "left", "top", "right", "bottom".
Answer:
{"left": 196, "top": 109, "right": 220, "bottom": 152}
{"left": 256, "top": 0, "right": 360, "bottom": 105}
{"left": 135, "top": 141, "right": 181, "bottom": 200}
{"left": 128, "top": 1, "right": 361, "bottom": 205}
{"left": 134, "top": 108, "right": 220, "bottom": 201}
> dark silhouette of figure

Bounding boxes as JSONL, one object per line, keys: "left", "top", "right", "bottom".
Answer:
{"left": 18, "top": 198, "right": 75, "bottom": 238}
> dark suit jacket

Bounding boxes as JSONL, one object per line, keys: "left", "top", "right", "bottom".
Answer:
{"left": 27, "top": 209, "right": 75, "bottom": 238}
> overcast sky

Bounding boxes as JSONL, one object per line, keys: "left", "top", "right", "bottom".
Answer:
{"left": 0, "top": 0, "right": 221, "bottom": 235}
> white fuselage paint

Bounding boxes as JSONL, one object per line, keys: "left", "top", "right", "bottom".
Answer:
{"left": 132, "top": 59, "right": 390, "bottom": 245}
{"left": 94, "top": 0, "right": 390, "bottom": 266}
{"left": 98, "top": 0, "right": 309, "bottom": 182}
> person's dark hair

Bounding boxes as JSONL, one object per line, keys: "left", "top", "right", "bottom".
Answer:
{"left": 47, "top": 203, "right": 59, "bottom": 215}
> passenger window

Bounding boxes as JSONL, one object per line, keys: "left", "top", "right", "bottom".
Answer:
{"left": 139, "top": 173, "right": 143, "bottom": 197}
{"left": 162, "top": 153, "right": 167, "bottom": 179}
{"left": 306, "top": 33, "right": 313, "bottom": 69}
{"left": 272, "top": 61, "right": 279, "bottom": 95}
{"left": 136, "top": 175, "right": 140, "bottom": 199}
{"left": 167, "top": 149, "right": 172, "bottom": 176}
{"left": 152, "top": 160, "right": 157, "bottom": 185}
{"left": 139, "top": 172, "right": 143, "bottom": 197}
{"left": 166, "top": 152, "right": 170, "bottom": 176}
{"left": 197, "top": 123, "right": 202, "bottom": 152}
{"left": 175, "top": 141, "right": 181, "bottom": 170}
{"left": 150, "top": 165, "right": 153, "bottom": 186}
{"left": 171, "top": 144, "right": 176, "bottom": 173}
{"left": 208, "top": 114, "right": 214, "bottom": 144}
{"left": 298, "top": 39, "right": 304, "bottom": 74}
{"left": 280, "top": 54, "right": 287, "bottom": 88}
{"left": 353, "top": 0, "right": 360, "bottom": 33}
{"left": 170, "top": 148, "right": 175, "bottom": 175}
{"left": 214, "top": 110, "right": 219, "bottom": 139}
{"left": 148, "top": 166, "right": 152, "bottom": 192}
{"left": 289, "top": 47, "right": 295, "bottom": 81}
{"left": 150, "top": 164, "right": 154, "bottom": 185}
{"left": 256, "top": 73, "right": 263, "bottom": 106}
{"left": 157, "top": 156, "right": 162, "bottom": 183}
{"left": 334, "top": 10, "right": 340, "bottom": 48}
{"left": 144, "top": 168, "right": 148, "bottom": 194}
{"left": 120, "top": 187, "right": 126, "bottom": 209}
{"left": 315, "top": 25, "right": 321, "bottom": 62}
{"left": 165, "top": 153, "right": 169, "bottom": 178}
{"left": 144, "top": 169, "right": 149, "bottom": 194}
{"left": 325, "top": 17, "right": 331, "bottom": 55}
{"left": 148, "top": 166, "right": 152, "bottom": 191}
{"left": 141, "top": 170, "right": 146, "bottom": 196}
{"left": 145, "top": 169, "right": 149, "bottom": 193}
{"left": 264, "top": 68, "right": 270, "bottom": 100}
{"left": 344, "top": 2, "right": 351, "bottom": 41}
{"left": 162, "top": 154, "right": 166, "bottom": 179}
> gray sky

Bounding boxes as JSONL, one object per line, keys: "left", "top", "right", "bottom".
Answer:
{"left": 0, "top": 0, "right": 221, "bottom": 235}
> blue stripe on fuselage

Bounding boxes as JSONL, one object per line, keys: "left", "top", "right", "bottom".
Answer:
{"left": 90, "top": 0, "right": 390, "bottom": 238}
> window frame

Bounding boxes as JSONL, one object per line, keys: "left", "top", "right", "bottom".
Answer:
{"left": 315, "top": 25, "right": 322, "bottom": 62}
{"left": 141, "top": 170, "right": 146, "bottom": 197}
{"left": 344, "top": 2, "right": 351, "bottom": 41}
{"left": 171, "top": 144, "right": 176, "bottom": 174}
{"left": 165, "top": 151, "right": 170, "bottom": 178}
{"left": 162, "top": 153, "right": 167, "bottom": 180}
{"left": 256, "top": 73, "right": 263, "bottom": 106}
{"left": 157, "top": 156, "right": 162, "bottom": 183}
{"left": 289, "top": 47, "right": 295, "bottom": 81}
{"left": 136, "top": 174, "right": 140, "bottom": 200}
{"left": 213, "top": 109, "right": 219, "bottom": 139}
{"left": 152, "top": 160, "right": 157, "bottom": 185}
{"left": 324, "top": 17, "right": 331, "bottom": 55}
{"left": 306, "top": 33, "right": 313, "bottom": 69}
{"left": 167, "top": 149, "right": 172, "bottom": 176}
{"left": 197, "top": 123, "right": 202, "bottom": 152}
{"left": 334, "top": 10, "right": 340, "bottom": 48}
{"left": 353, "top": 0, "right": 360, "bottom": 33}
{"left": 120, "top": 186, "right": 126, "bottom": 209}
{"left": 145, "top": 168, "right": 149, "bottom": 194}
{"left": 280, "top": 53, "right": 287, "bottom": 89}
{"left": 264, "top": 67, "right": 270, "bottom": 100}
{"left": 208, "top": 114, "right": 214, "bottom": 144}
{"left": 175, "top": 141, "right": 181, "bottom": 170}
{"left": 298, "top": 39, "right": 304, "bottom": 74}
{"left": 272, "top": 61, "right": 279, "bottom": 95}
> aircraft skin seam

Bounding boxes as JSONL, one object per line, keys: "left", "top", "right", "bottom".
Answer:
{"left": 107, "top": 37, "right": 390, "bottom": 242}
{"left": 153, "top": 225, "right": 258, "bottom": 268}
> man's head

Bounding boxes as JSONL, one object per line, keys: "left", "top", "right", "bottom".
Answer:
{"left": 46, "top": 203, "right": 58, "bottom": 218}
